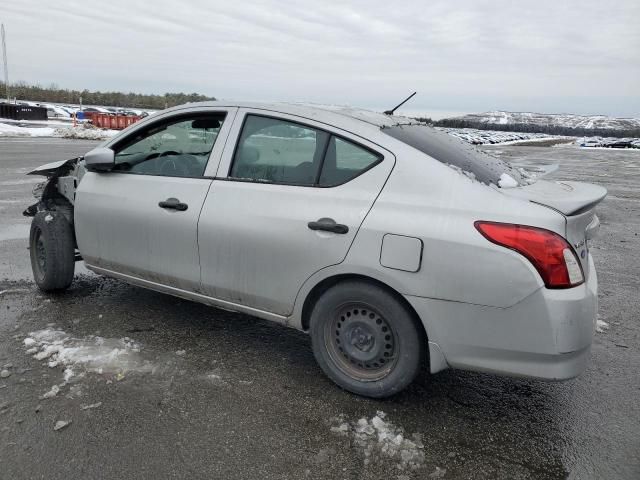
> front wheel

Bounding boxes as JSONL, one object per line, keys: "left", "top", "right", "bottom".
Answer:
{"left": 310, "top": 281, "right": 425, "bottom": 398}
{"left": 29, "top": 211, "right": 75, "bottom": 292}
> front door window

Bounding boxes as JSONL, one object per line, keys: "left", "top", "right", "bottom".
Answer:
{"left": 113, "top": 114, "right": 226, "bottom": 177}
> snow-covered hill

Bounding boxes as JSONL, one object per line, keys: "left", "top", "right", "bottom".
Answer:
{"left": 449, "top": 111, "right": 640, "bottom": 131}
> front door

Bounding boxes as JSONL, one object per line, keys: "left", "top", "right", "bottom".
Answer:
{"left": 75, "top": 108, "right": 235, "bottom": 291}
{"left": 198, "top": 110, "right": 394, "bottom": 315}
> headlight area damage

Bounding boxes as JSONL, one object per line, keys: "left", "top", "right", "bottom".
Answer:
{"left": 23, "top": 156, "right": 84, "bottom": 268}
{"left": 23, "top": 157, "right": 83, "bottom": 222}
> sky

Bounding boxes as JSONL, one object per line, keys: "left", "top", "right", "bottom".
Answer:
{"left": 1, "top": 0, "right": 639, "bottom": 118}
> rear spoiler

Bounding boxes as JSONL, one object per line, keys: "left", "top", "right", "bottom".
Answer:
{"left": 502, "top": 180, "right": 607, "bottom": 216}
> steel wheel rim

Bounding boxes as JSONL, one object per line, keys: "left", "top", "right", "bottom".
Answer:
{"left": 323, "top": 302, "right": 397, "bottom": 381}
{"left": 33, "top": 227, "right": 47, "bottom": 277}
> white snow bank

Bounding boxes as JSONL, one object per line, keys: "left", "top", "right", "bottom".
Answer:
{"left": 0, "top": 122, "right": 119, "bottom": 140}
{"left": 52, "top": 126, "right": 120, "bottom": 140}
{"left": 0, "top": 122, "right": 55, "bottom": 137}
{"left": 330, "top": 411, "right": 425, "bottom": 470}
{"left": 24, "top": 329, "right": 154, "bottom": 382}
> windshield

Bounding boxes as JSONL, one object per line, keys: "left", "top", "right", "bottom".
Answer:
{"left": 381, "top": 124, "right": 525, "bottom": 187}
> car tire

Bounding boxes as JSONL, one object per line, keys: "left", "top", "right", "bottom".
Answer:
{"left": 310, "top": 281, "right": 425, "bottom": 398}
{"left": 29, "top": 211, "right": 75, "bottom": 292}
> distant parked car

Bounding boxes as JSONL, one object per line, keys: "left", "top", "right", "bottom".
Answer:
{"left": 24, "top": 102, "right": 606, "bottom": 397}
{"left": 44, "top": 105, "right": 71, "bottom": 118}
{"left": 82, "top": 106, "right": 112, "bottom": 114}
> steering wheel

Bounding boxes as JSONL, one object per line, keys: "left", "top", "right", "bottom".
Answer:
{"left": 158, "top": 151, "right": 189, "bottom": 176}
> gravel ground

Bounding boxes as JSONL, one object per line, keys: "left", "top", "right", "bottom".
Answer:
{"left": 0, "top": 138, "right": 638, "bottom": 479}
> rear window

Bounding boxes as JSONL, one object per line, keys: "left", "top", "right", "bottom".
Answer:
{"left": 381, "top": 124, "right": 524, "bottom": 187}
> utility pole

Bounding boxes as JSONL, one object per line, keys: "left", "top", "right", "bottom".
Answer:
{"left": 1, "top": 24, "right": 9, "bottom": 103}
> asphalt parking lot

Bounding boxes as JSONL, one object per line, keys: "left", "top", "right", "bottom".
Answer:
{"left": 0, "top": 137, "right": 638, "bottom": 479}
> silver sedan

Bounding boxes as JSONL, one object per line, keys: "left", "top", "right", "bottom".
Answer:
{"left": 25, "top": 102, "right": 605, "bottom": 397}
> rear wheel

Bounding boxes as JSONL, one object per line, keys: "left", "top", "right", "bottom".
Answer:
{"left": 310, "top": 281, "right": 424, "bottom": 398}
{"left": 29, "top": 211, "right": 75, "bottom": 292}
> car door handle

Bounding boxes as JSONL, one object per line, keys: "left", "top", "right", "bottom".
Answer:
{"left": 158, "top": 198, "right": 188, "bottom": 211}
{"left": 308, "top": 218, "right": 349, "bottom": 234}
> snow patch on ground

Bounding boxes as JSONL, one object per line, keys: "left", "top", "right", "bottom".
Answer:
{"left": 596, "top": 319, "right": 610, "bottom": 333}
{"left": 23, "top": 329, "right": 154, "bottom": 384}
{"left": 330, "top": 411, "right": 425, "bottom": 471}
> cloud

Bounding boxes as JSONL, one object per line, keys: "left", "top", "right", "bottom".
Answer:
{"left": 1, "top": 0, "right": 638, "bottom": 116}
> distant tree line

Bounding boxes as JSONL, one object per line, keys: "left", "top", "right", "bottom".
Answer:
{"left": 0, "top": 81, "right": 216, "bottom": 110}
{"left": 433, "top": 118, "right": 640, "bottom": 139}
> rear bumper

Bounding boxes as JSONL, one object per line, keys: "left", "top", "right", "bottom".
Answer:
{"left": 406, "top": 254, "right": 598, "bottom": 380}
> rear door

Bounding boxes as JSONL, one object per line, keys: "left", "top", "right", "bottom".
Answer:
{"left": 75, "top": 107, "right": 236, "bottom": 291}
{"left": 198, "top": 109, "right": 394, "bottom": 315}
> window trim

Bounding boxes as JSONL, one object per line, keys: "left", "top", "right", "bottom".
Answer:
{"left": 227, "top": 113, "right": 384, "bottom": 188}
{"left": 108, "top": 112, "right": 227, "bottom": 178}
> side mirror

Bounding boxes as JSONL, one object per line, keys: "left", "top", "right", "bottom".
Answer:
{"left": 84, "top": 147, "right": 115, "bottom": 172}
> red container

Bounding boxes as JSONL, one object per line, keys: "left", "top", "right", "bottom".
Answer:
{"left": 87, "top": 112, "right": 142, "bottom": 130}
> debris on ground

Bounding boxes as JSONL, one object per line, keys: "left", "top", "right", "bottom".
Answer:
{"left": 0, "top": 369, "right": 11, "bottom": 378}
{"left": 53, "top": 420, "right": 71, "bottom": 431}
{"left": 429, "top": 466, "right": 447, "bottom": 478}
{"left": 81, "top": 402, "right": 102, "bottom": 410}
{"left": 42, "top": 384, "right": 60, "bottom": 399}
{"left": 175, "top": 350, "right": 186, "bottom": 357}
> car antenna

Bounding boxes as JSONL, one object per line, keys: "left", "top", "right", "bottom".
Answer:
{"left": 384, "top": 91, "right": 417, "bottom": 115}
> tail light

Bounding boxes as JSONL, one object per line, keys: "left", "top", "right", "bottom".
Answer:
{"left": 474, "top": 221, "right": 584, "bottom": 289}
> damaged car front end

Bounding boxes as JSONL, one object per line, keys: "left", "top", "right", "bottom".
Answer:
{"left": 24, "top": 157, "right": 86, "bottom": 288}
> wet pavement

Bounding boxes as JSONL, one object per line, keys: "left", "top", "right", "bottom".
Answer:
{"left": 0, "top": 138, "right": 639, "bottom": 479}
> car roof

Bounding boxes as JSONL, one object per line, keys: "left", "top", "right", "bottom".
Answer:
{"left": 165, "top": 101, "right": 415, "bottom": 133}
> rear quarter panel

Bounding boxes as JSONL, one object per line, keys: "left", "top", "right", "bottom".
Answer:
{"left": 348, "top": 145, "right": 567, "bottom": 307}
{"left": 293, "top": 141, "right": 569, "bottom": 329}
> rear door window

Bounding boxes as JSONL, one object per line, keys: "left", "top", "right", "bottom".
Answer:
{"left": 229, "top": 114, "right": 382, "bottom": 187}
{"left": 318, "top": 137, "right": 382, "bottom": 186}
{"left": 229, "top": 115, "right": 329, "bottom": 185}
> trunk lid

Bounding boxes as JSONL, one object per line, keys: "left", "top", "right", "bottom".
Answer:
{"left": 502, "top": 180, "right": 607, "bottom": 277}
